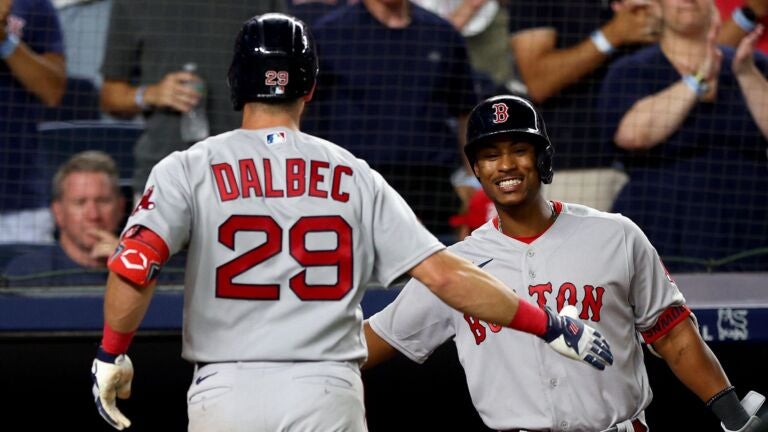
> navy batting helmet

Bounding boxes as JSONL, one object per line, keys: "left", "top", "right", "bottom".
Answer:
{"left": 228, "top": 13, "right": 319, "bottom": 110}
{"left": 465, "top": 95, "right": 554, "bottom": 184}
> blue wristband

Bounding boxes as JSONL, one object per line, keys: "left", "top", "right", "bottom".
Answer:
{"left": 134, "top": 85, "right": 149, "bottom": 110}
{"left": 96, "top": 346, "right": 120, "bottom": 363}
{"left": 590, "top": 29, "right": 615, "bottom": 55}
{"left": 0, "top": 33, "right": 20, "bottom": 60}
{"left": 733, "top": 7, "right": 758, "bottom": 33}
{"left": 683, "top": 74, "right": 709, "bottom": 97}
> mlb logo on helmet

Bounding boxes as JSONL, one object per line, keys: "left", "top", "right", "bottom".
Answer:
{"left": 267, "top": 132, "right": 286, "bottom": 145}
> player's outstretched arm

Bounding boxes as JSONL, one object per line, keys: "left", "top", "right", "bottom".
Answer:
{"left": 362, "top": 322, "right": 400, "bottom": 370}
{"left": 652, "top": 318, "right": 767, "bottom": 431}
{"left": 407, "top": 250, "right": 613, "bottom": 370}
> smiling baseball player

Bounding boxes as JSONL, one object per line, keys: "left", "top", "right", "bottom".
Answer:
{"left": 364, "top": 95, "right": 767, "bottom": 432}
{"left": 88, "top": 15, "right": 614, "bottom": 432}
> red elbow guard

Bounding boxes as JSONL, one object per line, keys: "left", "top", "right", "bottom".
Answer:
{"left": 108, "top": 225, "right": 170, "bottom": 287}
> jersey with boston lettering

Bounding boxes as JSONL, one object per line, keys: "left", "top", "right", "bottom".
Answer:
{"left": 369, "top": 202, "right": 690, "bottom": 431}
{"left": 125, "top": 128, "right": 443, "bottom": 363}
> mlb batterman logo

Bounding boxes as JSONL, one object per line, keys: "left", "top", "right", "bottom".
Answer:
{"left": 267, "top": 132, "right": 286, "bottom": 145}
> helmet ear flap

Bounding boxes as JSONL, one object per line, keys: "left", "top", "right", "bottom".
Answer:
{"left": 538, "top": 146, "right": 554, "bottom": 184}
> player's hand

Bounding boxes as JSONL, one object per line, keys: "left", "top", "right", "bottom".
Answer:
{"left": 541, "top": 305, "right": 614, "bottom": 370}
{"left": 91, "top": 346, "right": 133, "bottom": 430}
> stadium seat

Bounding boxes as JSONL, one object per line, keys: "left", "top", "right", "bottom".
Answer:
{"left": 40, "top": 76, "right": 101, "bottom": 122}
{"left": 36, "top": 120, "right": 142, "bottom": 199}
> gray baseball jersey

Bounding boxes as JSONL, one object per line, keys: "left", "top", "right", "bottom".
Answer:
{"left": 369, "top": 202, "right": 690, "bottom": 431}
{"left": 125, "top": 127, "right": 443, "bottom": 364}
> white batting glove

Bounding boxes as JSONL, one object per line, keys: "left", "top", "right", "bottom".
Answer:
{"left": 541, "top": 305, "right": 614, "bottom": 370}
{"left": 91, "top": 347, "right": 134, "bottom": 430}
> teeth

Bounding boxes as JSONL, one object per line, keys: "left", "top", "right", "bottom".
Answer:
{"left": 498, "top": 179, "right": 521, "bottom": 187}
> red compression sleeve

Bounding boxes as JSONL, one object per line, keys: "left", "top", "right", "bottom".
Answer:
{"left": 101, "top": 322, "right": 136, "bottom": 355}
{"left": 507, "top": 300, "right": 548, "bottom": 336}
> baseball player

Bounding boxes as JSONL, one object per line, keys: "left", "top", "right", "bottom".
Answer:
{"left": 88, "top": 15, "right": 614, "bottom": 431}
{"left": 364, "top": 95, "right": 767, "bottom": 432}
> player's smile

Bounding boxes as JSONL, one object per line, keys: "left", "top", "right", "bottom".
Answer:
{"left": 495, "top": 176, "right": 523, "bottom": 193}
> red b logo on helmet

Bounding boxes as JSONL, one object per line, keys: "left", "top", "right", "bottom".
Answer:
{"left": 492, "top": 103, "right": 508, "bottom": 124}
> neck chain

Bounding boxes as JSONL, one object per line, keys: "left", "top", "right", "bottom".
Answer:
{"left": 498, "top": 201, "right": 558, "bottom": 234}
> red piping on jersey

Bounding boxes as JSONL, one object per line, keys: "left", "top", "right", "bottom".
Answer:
{"left": 493, "top": 201, "right": 563, "bottom": 244}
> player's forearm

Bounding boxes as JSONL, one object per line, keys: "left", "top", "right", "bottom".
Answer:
{"left": 362, "top": 321, "right": 400, "bottom": 370}
{"left": 100, "top": 80, "right": 145, "bottom": 117}
{"left": 614, "top": 81, "right": 697, "bottom": 150}
{"left": 652, "top": 319, "right": 731, "bottom": 402}
{"left": 103, "top": 272, "right": 157, "bottom": 333}
{"left": 736, "top": 65, "right": 768, "bottom": 138}
{"left": 4, "top": 47, "right": 65, "bottom": 107}
{"left": 410, "top": 250, "right": 519, "bottom": 328}
{"left": 512, "top": 36, "right": 608, "bottom": 103}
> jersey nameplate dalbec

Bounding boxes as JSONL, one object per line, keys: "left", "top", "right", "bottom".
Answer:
{"left": 211, "top": 158, "right": 353, "bottom": 203}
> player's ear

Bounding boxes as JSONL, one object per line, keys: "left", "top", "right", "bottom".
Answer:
{"left": 472, "top": 162, "right": 480, "bottom": 179}
{"left": 303, "top": 83, "right": 317, "bottom": 102}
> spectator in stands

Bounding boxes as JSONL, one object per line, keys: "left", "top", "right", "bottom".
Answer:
{"left": 287, "top": 0, "right": 354, "bottom": 25}
{"left": 0, "top": 0, "right": 66, "bottom": 244}
{"left": 716, "top": 0, "right": 768, "bottom": 53}
{"left": 2, "top": 151, "right": 124, "bottom": 286}
{"left": 411, "top": 0, "right": 520, "bottom": 218}
{"left": 53, "top": 0, "right": 111, "bottom": 87}
{"left": 508, "top": 0, "right": 660, "bottom": 211}
{"left": 599, "top": 0, "right": 768, "bottom": 272}
{"left": 412, "top": 0, "right": 515, "bottom": 89}
{"left": 99, "top": 0, "right": 285, "bottom": 201}
{"left": 1, "top": 150, "right": 186, "bottom": 287}
{"left": 304, "top": 0, "right": 478, "bottom": 235}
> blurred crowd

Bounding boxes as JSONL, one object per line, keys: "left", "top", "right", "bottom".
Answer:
{"left": 1, "top": 0, "right": 767, "bottom": 288}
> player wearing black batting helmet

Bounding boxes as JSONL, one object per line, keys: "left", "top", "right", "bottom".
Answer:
{"left": 228, "top": 13, "right": 319, "bottom": 110}
{"left": 465, "top": 94, "right": 554, "bottom": 184}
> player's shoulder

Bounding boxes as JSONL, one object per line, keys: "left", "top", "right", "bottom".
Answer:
{"left": 152, "top": 131, "right": 234, "bottom": 173}
{"left": 296, "top": 130, "right": 374, "bottom": 170}
{"left": 560, "top": 202, "right": 646, "bottom": 237}
{"left": 447, "top": 223, "right": 503, "bottom": 261}
{"left": 559, "top": 202, "right": 633, "bottom": 228}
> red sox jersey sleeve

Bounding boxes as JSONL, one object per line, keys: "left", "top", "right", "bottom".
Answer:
{"left": 622, "top": 216, "right": 690, "bottom": 344}
{"left": 124, "top": 154, "right": 193, "bottom": 255}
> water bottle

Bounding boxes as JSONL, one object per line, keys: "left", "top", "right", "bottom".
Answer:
{"left": 179, "top": 62, "right": 210, "bottom": 143}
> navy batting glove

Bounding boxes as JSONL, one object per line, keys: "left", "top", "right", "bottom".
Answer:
{"left": 541, "top": 305, "right": 614, "bottom": 370}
